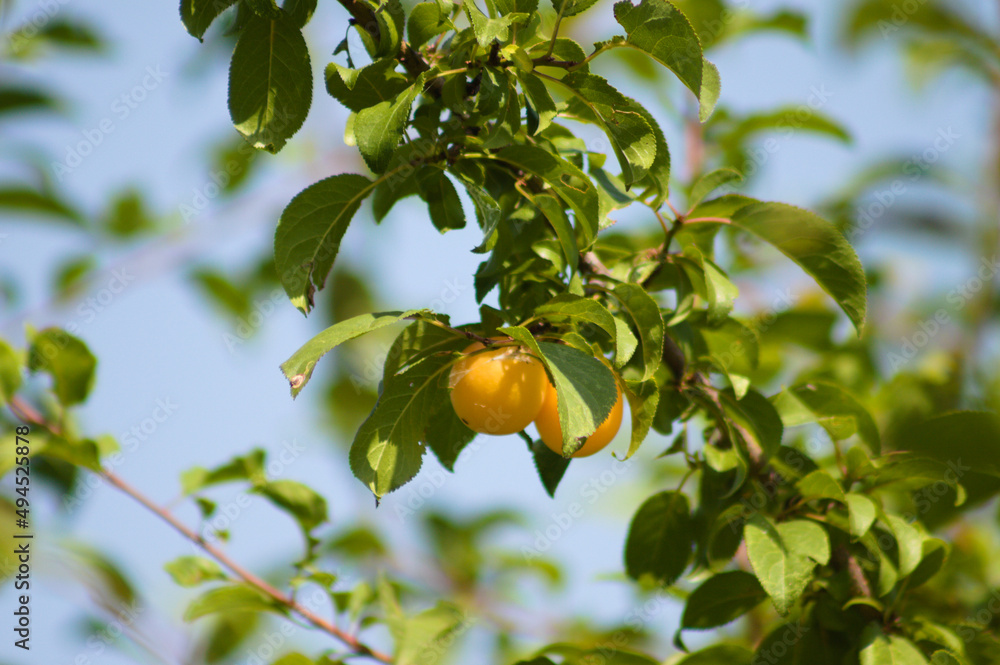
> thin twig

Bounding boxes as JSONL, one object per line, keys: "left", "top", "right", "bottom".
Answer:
{"left": 6, "top": 397, "right": 393, "bottom": 663}
{"left": 682, "top": 216, "right": 732, "bottom": 225}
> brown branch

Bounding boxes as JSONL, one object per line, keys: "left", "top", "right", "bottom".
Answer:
{"left": 6, "top": 397, "right": 392, "bottom": 663}
{"left": 580, "top": 251, "right": 614, "bottom": 279}
{"left": 103, "top": 472, "right": 393, "bottom": 663}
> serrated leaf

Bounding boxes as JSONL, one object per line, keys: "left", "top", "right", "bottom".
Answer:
{"left": 27, "top": 328, "right": 96, "bottom": 406}
{"left": 408, "top": 2, "right": 450, "bottom": 47}
{"left": 710, "top": 202, "right": 867, "bottom": 334}
{"left": 623, "top": 378, "right": 658, "bottom": 457}
{"left": 516, "top": 72, "right": 557, "bottom": 136}
{"left": 165, "top": 556, "right": 227, "bottom": 587}
{"left": 418, "top": 169, "right": 466, "bottom": 232}
{"left": 463, "top": 0, "right": 513, "bottom": 47}
{"left": 531, "top": 439, "right": 571, "bottom": 496}
{"left": 274, "top": 174, "right": 376, "bottom": 313}
{"left": 682, "top": 570, "right": 767, "bottom": 629}
{"left": 688, "top": 167, "right": 742, "bottom": 210}
{"left": 281, "top": 310, "right": 426, "bottom": 396}
{"left": 530, "top": 193, "right": 578, "bottom": 273}
{"left": 612, "top": 283, "right": 664, "bottom": 381}
{"left": 184, "top": 585, "right": 286, "bottom": 621}
{"left": 558, "top": 72, "right": 656, "bottom": 188}
{"left": 624, "top": 490, "right": 692, "bottom": 585}
{"left": 502, "top": 330, "right": 618, "bottom": 450}
{"left": 325, "top": 59, "right": 410, "bottom": 113}
{"left": 349, "top": 354, "right": 455, "bottom": 497}
{"left": 180, "top": 0, "right": 238, "bottom": 40}
{"left": 611, "top": 0, "right": 717, "bottom": 119}
{"left": 480, "top": 145, "right": 600, "bottom": 246}
{"left": 228, "top": 16, "right": 312, "bottom": 152}
{"left": 744, "top": 515, "right": 817, "bottom": 615}
{"left": 355, "top": 75, "right": 426, "bottom": 174}
{"left": 422, "top": 399, "right": 477, "bottom": 471}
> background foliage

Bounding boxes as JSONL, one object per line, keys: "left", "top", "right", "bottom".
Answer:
{"left": 2, "top": 0, "right": 1000, "bottom": 664}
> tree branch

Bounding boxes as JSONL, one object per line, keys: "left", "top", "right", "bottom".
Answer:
{"left": 6, "top": 397, "right": 393, "bottom": 664}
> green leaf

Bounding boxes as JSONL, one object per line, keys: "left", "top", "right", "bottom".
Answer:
{"left": 535, "top": 294, "right": 617, "bottom": 344}
{"left": 165, "top": 556, "right": 228, "bottom": 587}
{"left": 422, "top": 399, "right": 477, "bottom": 471}
{"left": 845, "top": 492, "right": 877, "bottom": 538}
{"left": 228, "top": 16, "right": 312, "bottom": 152}
{"left": 531, "top": 439, "right": 571, "bottom": 496}
{"left": 612, "top": 284, "right": 664, "bottom": 381}
{"left": 180, "top": 0, "right": 238, "bottom": 40}
{"left": 682, "top": 570, "right": 767, "bottom": 629}
{"left": 0, "top": 186, "right": 83, "bottom": 224}
{"left": 181, "top": 450, "right": 267, "bottom": 494}
{"left": 325, "top": 59, "right": 410, "bottom": 113}
{"left": 611, "top": 0, "right": 716, "bottom": 119}
{"left": 252, "top": 479, "right": 328, "bottom": 532}
{"left": 778, "top": 519, "right": 830, "bottom": 565}
{"left": 891, "top": 411, "right": 1000, "bottom": 478}
{"left": 27, "top": 328, "right": 96, "bottom": 407}
{"left": 883, "top": 513, "right": 925, "bottom": 578}
{"left": 772, "top": 381, "right": 880, "bottom": 453}
{"left": 184, "top": 584, "right": 286, "bottom": 621}
{"left": 719, "top": 202, "right": 867, "bottom": 333}
{"left": 860, "top": 624, "right": 929, "bottom": 665}
{"left": 271, "top": 654, "right": 314, "bottom": 665}
{"left": 558, "top": 72, "right": 656, "bottom": 188}
{"left": 385, "top": 602, "right": 464, "bottom": 665}
{"left": 418, "top": 169, "right": 466, "bottom": 232}
{"left": 350, "top": 354, "right": 456, "bottom": 498}
{"left": 796, "top": 469, "right": 845, "bottom": 504}
{"left": 355, "top": 74, "right": 427, "bottom": 174}
{"left": 481, "top": 145, "right": 600, "bottom": 246}
{"left": 408, "top": 2, "right": 451, "bottom": 47}
{"left": 274, "top": 174, "right": 377, "bottom": 313}
{"left": 624, "top": 490, "right": 692, "bottom": 585}
{"left": 551, "top": 0, "right": 600, "bottom": 18}
{"left": 744, "top": 515, "right": 817, "bottom": 615}
{"left": 623, "top": 379, "right": 658, "bottom": 458}
{"left": 613, "top": 316, "right": 639, "bottom": 367}
{"left": 281, "top": 310, "right": 426, "bottom": 396}
{"left": 720, "top": 389, "right": 782, "bottom": 462}
{"left": 502, "top": 330, "right": 617, "bottom": 451}
{"left": 677, "top": 645, "right": 753, "bottom": 665}
{"left": 701, "top": 256, "right": 738, "bottom": 323}
{"left": 530, "top": 193, "right": 578, "bottom": 272}
{"left": 0, "top": 86, "right": 62, "bottom": 117}
{"left": 463, "top": 0, "right": 514, "bottom": 47}
{"left": 688, "top": 167, "right": 742, "bottom": 210}
{"left": 516, "top": 72, "right": 557, "bottom": 136}
{"left": 0, "top": 340, "right": 22, "bottom": 407}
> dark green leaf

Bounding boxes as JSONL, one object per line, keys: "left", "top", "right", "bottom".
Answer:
{"left": 228, "top": 16, "right": 312, "bottom": 152}
{"left": 613, "top": 283, "right": 664, "bottom": 381}
{"left": 355, "top": 74, "right": 427, "bottom": 173}
{"left": 418, "top": 169, "right": 466, "bottom": 232}
{"left": 0, "top": 186, "right": 83, "bottom": 224}
{"left": 531, "top": 439, "right": 571, "bottom": 496}
{"left": 274, "top": 174, "right": 376, "bottom": 313}
{"left": 180, "top": 0, "right": 238, "bottom": 40}
{"left": 325, "top": 59, "right": 410, "bottom": 113}
{"left": 624, "top": 490, "right": 692, "bottom": 585}
{"left": 682, "top": 570, "right": 767, "bottom": 629}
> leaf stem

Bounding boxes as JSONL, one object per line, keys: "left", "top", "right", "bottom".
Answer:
{"left": 682, "top": 216, "right": 732, "bottom": 225}
{"left": 545, "top": 1, "right": 568, "bottom": 58}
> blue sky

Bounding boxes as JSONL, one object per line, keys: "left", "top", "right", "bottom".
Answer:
{"left": 1, "top": 0, "right": 997, "bottom": 663}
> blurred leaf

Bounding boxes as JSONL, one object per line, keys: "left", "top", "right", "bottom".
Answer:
{"left": 182, "top": 449, "right": 267, "bottom": 494}
{"left": 772, "top": 381, "right": 880, "bottom": 453}
{"left": 0, "top": 340, "right": 22, "bottom": 406}
{"left": 165, "top": 556, "right": 228, "bottom": 587}
{"left": 859, "top": 623, "right": 929, "bottom": 665}
{"left": 253, "top": 479, "right": 328, "bottom": 532}
{"left": 184, "top": 584, "right": 286, "bottom": 620}
{"left": 624, "top": 490, "right": 692, "bottom": 585}
{"left": 0, "top": 86, "right": 61, "bottom": 117}
{"left": 677, "top": 645, "right": 754, "bottom": 665}
{"left": 27, "top": 328, "right": 96, "bottom": 406}
{"left": 191, "top": 269, "right": 252, "bottom": 318}
{"left": 891, "top": 411, "right": 1000, "bottom": 478}
{"left": 0, "top": 185, "right": 83, "bottom": 224}
{"left": 200, "top": 612, "right": 261, "bottom": 663}
{"left": 228, "top": 15, "right": 312, "bottom": 152}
